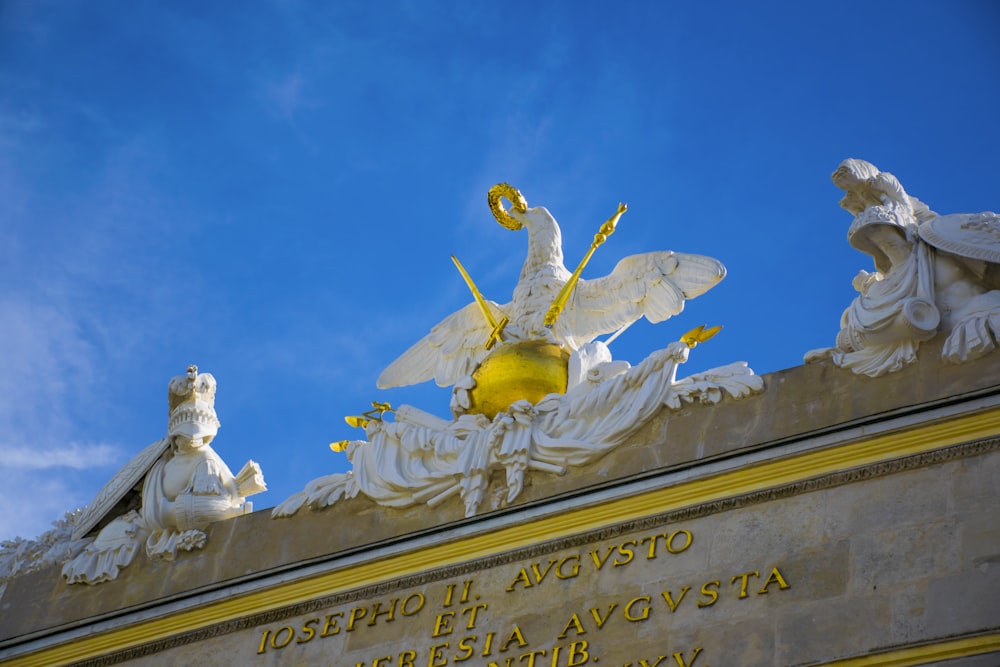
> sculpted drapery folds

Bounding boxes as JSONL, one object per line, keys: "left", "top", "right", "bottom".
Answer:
{"left": 806, "top": 159, "right": 1000, "bottom": 376}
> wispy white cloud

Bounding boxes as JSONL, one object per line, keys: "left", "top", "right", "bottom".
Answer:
{"left": 0, "top": 296, "right": 126, "bottom": 540}
{"left": 0, "top": 99, "right": 191, "bottom": 542}
{"left": 0, "top": 443, "right": 120, "bottom": 471}
{"left": 0, "top": 297, "right": 94, "bottom": 434}
{"left": 0, "top": 472, "right": 100, "bottom": 544}
{"left": 263, "top": 71, "right": 307, "bottom": 122}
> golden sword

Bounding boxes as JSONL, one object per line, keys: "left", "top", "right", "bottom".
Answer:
{"left": 451, "top": 255, "right": 509, "bottom": 349}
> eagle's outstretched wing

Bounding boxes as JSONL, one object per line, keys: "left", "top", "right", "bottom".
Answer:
{"left": 559, "top": 251, "right": 725, "bottom": 346}
{"left": 377, "top": 300, "right": 509, "bottom": 389}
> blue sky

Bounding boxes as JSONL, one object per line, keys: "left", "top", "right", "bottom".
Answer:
{"left": 1, "top": 1, "right": 998, "bottom": 542}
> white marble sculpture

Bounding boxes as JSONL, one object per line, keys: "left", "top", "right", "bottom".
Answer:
{"left": 377, "top": 190, "right": 727, "bottom": 398}
{"left": 0, "top": 510, "right": 88, "bottom": 598}
{"left": 61, "top": 366, "right": 266, "bottom": 585}
{"left": 275, "top": 186, "right": 763, "bottom": 519}
{"left": 806, "top": 159, "right": 1000, "bottom": 377}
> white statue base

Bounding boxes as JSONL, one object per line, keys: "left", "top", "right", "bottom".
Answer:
{"left": 274, "top": 342, "right": 762, "bottom": 519}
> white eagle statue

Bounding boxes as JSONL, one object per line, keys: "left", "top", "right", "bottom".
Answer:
{"left": 275, "top": 184, "right": 762, "bottom": 519}
{"left": 378, "top": 184, "right": 726, "bottom": 392}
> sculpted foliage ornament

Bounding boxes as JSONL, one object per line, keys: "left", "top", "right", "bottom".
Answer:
{"left": 60, "top": 366, "right": 267, "bottom": 585}
{"left": 275, "top": 186, "right": 763, "bottom": 519}
{"left": 806, "top": 159, "right": 1000, "bottom": 376}
{"left": 0, "top": 510, "right": 88, "bottom": 598}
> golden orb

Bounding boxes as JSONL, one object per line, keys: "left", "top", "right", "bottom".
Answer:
{"left": 467, "top": 340, "right": 570, "bottom": 419}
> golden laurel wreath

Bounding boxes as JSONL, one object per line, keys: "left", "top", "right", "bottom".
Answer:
{"left": 488, "top": 183, "right": 528, "bottom": 230}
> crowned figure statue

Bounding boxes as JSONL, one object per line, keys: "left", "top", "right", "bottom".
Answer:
{"left": 62, "top": 366, "right": 266, "bottom": 585}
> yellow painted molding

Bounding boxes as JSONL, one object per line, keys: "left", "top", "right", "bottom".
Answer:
{"left": 7, "top": 406, "right": 1000, "bottom": 667}
{"left": 820, "top": 632, "right": 1000, "bottom": 666}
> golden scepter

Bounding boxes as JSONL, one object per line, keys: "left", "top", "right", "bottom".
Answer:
{"left": 544, "top": 202, "right": 628, "bottom": 328}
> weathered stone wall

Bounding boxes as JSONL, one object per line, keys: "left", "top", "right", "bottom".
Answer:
{"left": 123, "top": 442, "right": 999, "bottom": 667}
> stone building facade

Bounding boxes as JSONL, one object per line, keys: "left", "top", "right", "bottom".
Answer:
{"left": 1, "top": 341, "right": 998, "bottom": 666}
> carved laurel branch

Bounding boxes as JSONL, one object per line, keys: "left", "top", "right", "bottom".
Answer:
{"left": 666, "top": 362, "right": 764, "bottom": 409}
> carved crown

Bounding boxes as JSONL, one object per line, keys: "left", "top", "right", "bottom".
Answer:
{"left": 167, "top": 365, "right": 221, "bottom": 440}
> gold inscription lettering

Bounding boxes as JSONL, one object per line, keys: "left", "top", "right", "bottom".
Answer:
{"left": 506, "top": 567, "right": 533, "bottom": 592}
{"left": 297, "top": 618, "right": 318, "bottom": 643}
{"left": 321, "top": 612, "right": 344, "bottom": 637}
{"left": 661, "top": 586, "right": 690, "bottom": 612}
{"left": 638, "top": 656, "right": 667, "bottom": 667}
{"left": 520, "top": 648, "right": 548, "bottom": 666}
{"left": 270, "top": 626, "right": 294, "bottom": 650}
{"left": 589, "top": 545, "right": 616, "bottom": 570}
{"left": 347, "top": 606, "right": 367, "bottom": 631}
{"left": 590, "top": 603, "right": 617, "bottom": 629}
{"left": 731, "top": 571, "right": 760, "bottom": 599}
{"left": 556, "top": 555, "right": 580, "bottom": 579}
{"left": 640, "top": 533, "right": 666, "bottom": 559}
{"left": 557, "top": 613, "right": 587, "bottom": 639}
{"left": 444, "top": 583, "right": 456, "bottom": 607}
{"left": 758, "top": 567, "right": 791, "bottom": 594}
{"left": 455, "top": 636, "right": 477, "bottom": 662}
{"left": 428, "top": 642, "right": 449, "bottom": 667}
{"left": 246, "top": 527, "right": 794, "bottom": 665}
{"left": 614, "top": 540, "right": 637, "bottom": 567}
{"left": 624, "top": 596, "right": 651, "bottom": 622}
{"left": 565, "top": 640, "right": 590, "bottom": 667}
{"left": 697, "top": 581, "right": 719, "bottom": 607}
{"left": 401, "top": 593, "right": 426, "bottom": 616}
{"left": 369, "top": 598, "right": 398, "bottom": 626}
{"left": 257, "top": 630, "right": 269, "bottom": 655}
{"left": 500, "top": 625, "right": 528, "bottom": 652}
{"left": 462, "top": 603, "right": 487, "bottom": 629}
{"left": 460, "top": 580, "right": 473, "bottom": 604}
{"left": 531, "top": 559, "right": 557, "bottom": 584}
{"left": 666, "top": 530, "right": 693, "bottom": 554}
{"left": 672, "top": 647, "right": 703, "bottom": 666}
{"left": 432, "top": 611, "right": 455, "bottom": 638}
